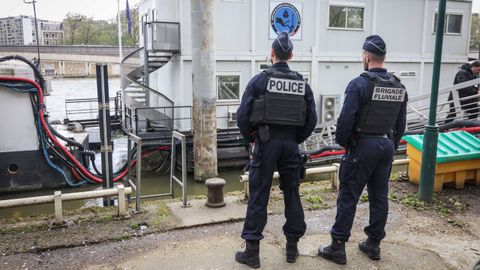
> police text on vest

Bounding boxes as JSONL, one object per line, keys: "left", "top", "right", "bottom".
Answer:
{"left": 267, "top": 78, "right": 306, "bottom": 96}
{"left": 372, "top": 87, "right": 406, "bottom": 102}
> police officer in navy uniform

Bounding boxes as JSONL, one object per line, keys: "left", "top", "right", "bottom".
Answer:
{"left": 235, "top": 31, "right": 317, "bottom": 268}
{"left": 317, "top": 35, "right": 408, "bottom": 265}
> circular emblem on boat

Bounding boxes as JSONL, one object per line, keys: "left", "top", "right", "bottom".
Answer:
{"left": 270, "top": 3, "right": 301, "bottom": 37}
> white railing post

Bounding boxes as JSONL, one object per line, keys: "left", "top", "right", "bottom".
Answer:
{"left": 54, "top": 191, "right": 63, "bottom": 225}
{"left": 117, "top": 184, "right": 126, "bottom": 217}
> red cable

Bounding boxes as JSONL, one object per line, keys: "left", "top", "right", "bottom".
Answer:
{"left": 0, "top": 77, "right": 170, "bottom": 183}
{"left": 310, "top": 150, "right": 346, "bottom": 159}
{"left": 70, "top": 167, "right": 83, "bottom": 180}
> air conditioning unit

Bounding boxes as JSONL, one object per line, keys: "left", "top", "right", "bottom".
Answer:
{"left": 319, "top": 95, "right": 340, "bottom": 123}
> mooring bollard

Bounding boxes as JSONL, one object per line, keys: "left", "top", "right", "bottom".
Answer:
{"left": 205, "top": 178, "right": 226, "bottom": 208}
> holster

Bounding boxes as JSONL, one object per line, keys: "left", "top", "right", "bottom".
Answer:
{"left": 258, "top": 125, "right": 270, "bottom": 143}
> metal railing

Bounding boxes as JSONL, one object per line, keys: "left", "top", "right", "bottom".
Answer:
{"left": 170, "top": 131, "right": 188, "bottom": 207}
{"left": 132, "top": 103, "right": 241, "bottom": 134}
{"left": 0, "top": 185, "right": 131, "bottom": 225}
{"left": 64, "top": 95, "right": 119, "bottom": 122}
{"left": 145, "top": 21, "right": 181, "bottom": 53}
{"left": 120, "top": 21, "right": 181, "bottom": 136}
{"left": 125, "top": 131, "right": 188, "bottom": 208}
{"left": 301, "top": 79, "right": 480, "bottom": 152}
{"left": 126, "top": 133, "right": 142, "bottom": 212}
{"left": 120, "top": 47, "right": 174, "bottom": 133}
{"left": 407, "top": 78, "right": 480, "bottom": 131}
{"left": 239, "top": 158, "right": 410, "bottom": 199}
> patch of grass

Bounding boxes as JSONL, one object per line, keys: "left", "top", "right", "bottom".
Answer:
{"left": 308, "top": 204, "right": 323, "bottom": 210}
{"left": 388, "top": 187, "right": 473, "bottom": 227}
{"left": 129, "top": 223, "right": 140, "bottom": 230}
{"left": 193, "top": 195, "right": 207, "bottom": 200}
{"left": 156, "top": 201, "right": 171, "bottom": 217}
{"left": 390, "top": 172, "right": 400, "bottom": 182}
{"left": 399, "top": 194, "right": 427, "bottom": 210}
{"left": 303, "top": 194, "right": 332, "bottom": 210}
{"left": 360, "top": 193, "right": 369, "bottom": 202}
{"left": 305, "top": 195, "right": 323, "bottom": 204}
{"left": 225, "top": 190, "right": 244, "bottom": 196}
{"left": 446, "top": 218, "right": 465, "bottom": 228}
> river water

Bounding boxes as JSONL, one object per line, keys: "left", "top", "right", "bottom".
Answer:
{"left": 0, "top": 78, "right": 244, "bottom": 219}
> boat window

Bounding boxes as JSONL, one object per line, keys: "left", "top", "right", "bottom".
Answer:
{"left": 434, "top": 13, "right": 462, "bottom": 34}
{"left": 217, "top": 75, "right": 240, "bottom": 101}
{"left": 328, "top": 5, "right": 364, "bottom": 30}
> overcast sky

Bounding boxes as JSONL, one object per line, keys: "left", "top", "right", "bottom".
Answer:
{"left": 1, "top": 0, "right": 141, "bottom": 21}
{"left": 1, "top": 0, "right": 480, "bottom": 22}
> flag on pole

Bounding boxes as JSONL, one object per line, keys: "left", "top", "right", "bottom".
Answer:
{"left": 126, "top": 0, "right": 132, "bottom": 35}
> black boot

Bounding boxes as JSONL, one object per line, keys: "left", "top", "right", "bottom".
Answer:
{"left": 317, "top": 239, "right": 347, "bottom": 265}
{"left": 286, "top": 241, "right": 299, "bottom": 263}
{"left": 359, "top": 238, "right": 381, "bottom": 260}
{"left": 235, "top": 240, "right": 260, "bottom": 268}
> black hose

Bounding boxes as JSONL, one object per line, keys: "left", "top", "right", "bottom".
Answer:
{"left": 438, "top": 120, "right": 480, "bottom": 131}
{"left": 404, "top": 119, "right": 480, "bottom": 135}
{"left": 0, "top": 55, "right": 45, "bottom": 90}
{"left": 303, "top": 145, "right": 344, "bottom": 156}
{"left": 45, "top": 115, "right": 85, "bottom": 151}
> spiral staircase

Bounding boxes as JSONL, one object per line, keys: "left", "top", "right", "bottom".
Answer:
{"left": 120, "top": 22, "right": 180, "bottom": 141}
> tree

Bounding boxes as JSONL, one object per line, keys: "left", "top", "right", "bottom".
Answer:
{"left": 121, "top": 4, "right": 139, "bottom": 46}
{"left": 77, "top": 17, "right": 97, "bottom": 44}
{"left": 63, "top": 13, "right": 84, "bottom": 45}
{"left": 470, "top": 13, "right": 480, "bottom": 51}
{"left": 62, "top": 5, "right": 139, "bottom": 46}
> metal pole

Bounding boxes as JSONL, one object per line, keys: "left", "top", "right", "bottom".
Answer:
{"left": 126, "top": 137, "right": 132, "bottom": 204}
{"left": 181, "top": 135, "right": 187, "bottom": 207}
{"left": 117, "top": 0, "right": 125, "bottom": 127}
{"left": 32, "top": 0, "right": 40, "bottom": 67}
{"left": 135, "top": 139, "right": 142, "bottom": 212}
{"left": 191, "top": 0, "right": 218, "bottom": 181}
{"left": 96, "top": 64, "right": 114, "bottom": 206}
{"left": 419, "top": 0, "right": 446, "bottom": 202}
{"left": 117, "top": 0, "right": 123, "bottom": 63}
{"left": 143, "top": 21, "right": 150, "bottom": 106}
{"left": 169, "top": 134, "right": 176, "bottom": 198}
{"left": 23, "top": 0, "right": 41, "bottom": 67}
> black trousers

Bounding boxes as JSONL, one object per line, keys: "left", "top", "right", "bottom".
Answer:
{"left": 241, "top": 137, "right": 306, "bottom": 242}
{"left": 331, "top": 137, "right": 394, "bottom": 243}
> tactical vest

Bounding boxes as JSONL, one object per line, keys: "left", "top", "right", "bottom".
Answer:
{"left": 355, "top": 72, "right": 407, "bottom": 134}
{"left": 249, "top": 68, "right": 307, "bottom": 127}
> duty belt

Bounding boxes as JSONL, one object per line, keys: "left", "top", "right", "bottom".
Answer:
{"left": 358, "top": 133, "right": 389, "bottom": 138}
{"left": 269, "top": 125, "right": 297, "bottom": 140}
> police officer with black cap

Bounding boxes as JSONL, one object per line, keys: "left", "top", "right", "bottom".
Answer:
{"left": 235, "top": 31, "right": 317, "bottom": 268}
{"left": 317, "top": 35, "right": 408, "bottom": 265}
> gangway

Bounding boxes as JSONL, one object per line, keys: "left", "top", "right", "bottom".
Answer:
{"left": 300, "top": 78, "right": 480, "bottom": 154}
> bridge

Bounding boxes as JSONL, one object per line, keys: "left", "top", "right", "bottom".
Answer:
{"left": 0, "top": 45, "right": 139, "bottom": 77}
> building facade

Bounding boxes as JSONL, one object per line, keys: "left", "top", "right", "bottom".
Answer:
{"left": 136, "top": 0, "right": 473, "bottom": 130}
{"left": 40, "top": 20, "right": 64, "bottom": 46}
{"left": 0, "top": 16, "right": 63, "bottom": 46}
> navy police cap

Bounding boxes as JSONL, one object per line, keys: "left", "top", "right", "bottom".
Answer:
{"left": 362, "top": 35, "right": 386, "bottom": 56}
{"left": 272, "top": 31, "right": 293, "bottom": 54}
